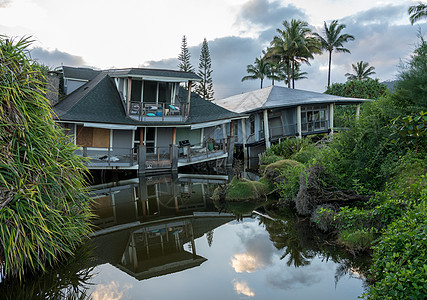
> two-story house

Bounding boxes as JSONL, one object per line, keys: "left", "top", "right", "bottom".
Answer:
{"left": 52, "top": 66, "right": 246, "bottom": 173}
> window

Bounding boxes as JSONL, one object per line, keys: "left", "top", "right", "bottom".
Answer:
{"left": 249, "top": 115, "right": 255, "bottom": 135}
{"left": 301, "top": 105, "right": 327, "bottom": 132}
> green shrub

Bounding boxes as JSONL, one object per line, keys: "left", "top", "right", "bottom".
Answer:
{"left": 265, "top": 137, "right": 312, "bottom": 159}
{"left": 366, "top": 205, "right": 427, "bottom": 299}
{"left": 263, "top": 159, "right": 304, "bottom": 181}
{"left": 259, "top": 154, "right": 284, "bottom": 166}
{"left": 290, "top": 144, "right": 320, "bottom": 165}
{"left": 337, "top": 229, "right": 376, "bottom": 253}
{"left": 275, "top": 163, "right": 306, "bottom": 204}
{"left": 0, "top": 36, "right": 92, "bottom": 281}
{"left": 224, "top": 176, "right": 273, "bottom": 201}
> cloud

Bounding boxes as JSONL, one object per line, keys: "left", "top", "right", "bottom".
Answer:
{"left": 135, "top": 2, "right": 422, "bottom": 99}
{"left": 266, "top": 266, "right": 323, "bottom": 290}
{"left": 231, "top": 228, "right": 276, "bottom": 273}
{"left": 0, "top": 0, "right": 11, "bottom": 8}
{"left": 91, "top": 281, "right": 132, "bottom": 300}
{"left": 233, "top": 280, "right": 255, "bottom": 297}
{"left": 29, "top": 47, "right": 86, "bottom": 69}
{"left": 237, "top": 0, "right": 307, "bottom": 29}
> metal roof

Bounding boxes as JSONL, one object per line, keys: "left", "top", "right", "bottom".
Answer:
{"left": 106, "top": 68, "right": 201, "bottom": 82}
{"left": 214, "top": 86, "right": 370, "bottom": 113}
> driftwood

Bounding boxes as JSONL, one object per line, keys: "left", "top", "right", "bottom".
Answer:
{"left": 295, "top": 166, "right": 370, "bottom": 216}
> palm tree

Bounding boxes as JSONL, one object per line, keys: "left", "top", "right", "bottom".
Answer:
{"left": 345, "top": 61, "right": 376, "bottom": 81}
{"left": 271, "top": 19, "right": 321, "bottom": 89}
{"left": 241, "top": 56, "right": 270, "bottom": 88}
{"left": 409, "top": 2, "right": 427, "bottom": 24}
{"left": 314, "top": 20, "right": 355, "bottom": 87}
{"left": 263, "top": 48, "right": 285, "bottom": 86}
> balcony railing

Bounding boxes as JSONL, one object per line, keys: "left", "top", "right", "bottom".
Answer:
{"left": 76, "top": 147, "right": 138, "bottom": 167}
{"left": 301, "top": 120, "right": 328, "bottom": 132}
{"left": 129, "top": 102, "right": 187, "bottom": 122}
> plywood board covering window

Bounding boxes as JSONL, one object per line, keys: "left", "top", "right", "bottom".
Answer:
{"left": 76, "top": 125, "right": 110, "bottom": 147}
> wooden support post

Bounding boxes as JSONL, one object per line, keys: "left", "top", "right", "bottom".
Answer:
{"left": 241, "top": 118, "right": 247, "bottom": 162}
{"left": 263, "top": 110, "right": 271, "bottom": 149}
{"left": 297, "top": 105, "right": 302, "bottom": 139}
{"left": 138, "top": 145, "right": 146, "bottom": 174}
{"left": 171, "top": 144, "right": 178, "bottom": 172}
{"left": 329, "top": 103, "right": 334, "bottom": 135}
{"left": 126, "top": 78, "right": 132, "bottom": 116}
{"left": 172, "top": 127, "right": 176, "bottom": 145}
{"left": 186, "top": 81, "right": 192, "bottom": 116}
{"left": 356, "top": 104, "right": 361, "bottom": 120}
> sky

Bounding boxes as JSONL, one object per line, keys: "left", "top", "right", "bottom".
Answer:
{"left": 1, "top": 0, "right": 425, "bottom": 99}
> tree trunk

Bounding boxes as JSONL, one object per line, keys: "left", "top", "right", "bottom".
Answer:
{"left": 292, "top": 60, "right": 295, "bottom": 89}
{"left": 327, "top": 50, "right": 332, "bottom": 87}
{"left": 287, "top": 61, "right": 291, "bottom": 88}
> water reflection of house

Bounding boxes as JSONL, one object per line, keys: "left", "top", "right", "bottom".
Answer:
{"left": 90, "top": 215, "right": 233, "bottom": 280}
{"left": 51, "top": 66, "right": 246, "bottom": 174}
{"left": 214, "top": 86, "right": 370, "bottom": 160}
{"left": 90, "top": 174, "right": 228, "bottom": 230}
{"left": 88, "top": 174, "right": 234, "bottom": 280}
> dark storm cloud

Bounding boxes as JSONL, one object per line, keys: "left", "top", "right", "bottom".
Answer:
{"left": 341, "top": 4, "right": 408, "bottom": 25}
{"left": 237, "top": 0, "right": 307, "bottom": 28}
{"left": 30, "top": 47, "right": 86, "bottom": 68}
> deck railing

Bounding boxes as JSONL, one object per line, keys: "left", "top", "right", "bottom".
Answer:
{"left": 129, "top": 102, "right": 186, "bottom": 121}
{"left": 76, "top": 147, "right": 138, "bottom": 167}
{"left": 178, "top": 138, "right": 228, "bottom": 163}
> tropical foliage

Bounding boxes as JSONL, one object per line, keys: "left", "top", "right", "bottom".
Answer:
{"left": 345, "top": 61, "right": 376, "bottom": 81}
{"left": 325, "top": 78, "right": 388, "bottom": 100}
{"left": 271, "top": 19, "right": 321, "bottom": 89}
{"left": 0, "top": 36, "right": 92, "bottom": 281}
{"left": 241, "top": 56, "right": 270, "bottom": 88}
{"left": 408, "top": 2, "right": 427, "bottom": 24}
{"left": 261, "top": 32, "right": 427, "bottom": 299}
{"left": 313, "top": 20, "right": 355, "bottom": 87}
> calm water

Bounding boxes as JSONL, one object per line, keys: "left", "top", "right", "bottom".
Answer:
{"left": 0, "top": 173, "right": 369, "bottom": 299}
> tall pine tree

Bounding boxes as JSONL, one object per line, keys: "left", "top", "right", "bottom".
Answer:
{"left": 195, "top": 38, "right": 214, "bottom": 101}
{"left": 177, "top": 35, "right": 194, "bottom": 90}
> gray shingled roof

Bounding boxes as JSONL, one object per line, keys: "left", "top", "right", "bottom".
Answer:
{"left": 54, "top": 76, "right": 243, "bottom": 126}
{"left": 62, "top": 66, "right": 101, "bottom": 81}
{"left": 54, "top": 73, "right": 141, "bottom": 125}
{"left": 107, "top": 68, "right": 201, "bottom": 81}
{"left": 214, "top": 85, "right": 370, "bottom": 114}
{"left": 177, "top": 88, "right": 244, "bottom": 124}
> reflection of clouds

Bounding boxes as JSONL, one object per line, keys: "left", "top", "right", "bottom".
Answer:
{"left": 231, "top": 226, "right": 276, "bottom": 273}
{"left": 233, "top": 280, "right": 255, "bottom": 297}
{"left": 231, "top": 253, "right": 265, "bottom": 273}
{"left": 92, "top": 281, "right": 132, "bottom": 300}
{"left": 266, "top": 266, "right": 323, "bottom": 290}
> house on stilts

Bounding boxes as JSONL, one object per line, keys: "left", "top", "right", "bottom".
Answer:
{"left": 51, "top": 66, "right": 246, "bottom": 174}
{"left": 213, "top": 85, "right": 370, "bottom": 162}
